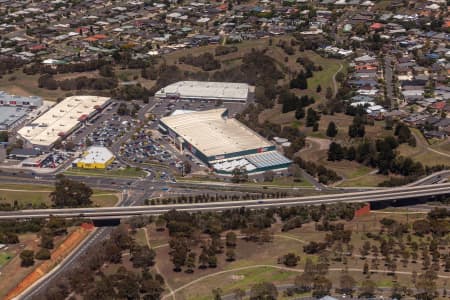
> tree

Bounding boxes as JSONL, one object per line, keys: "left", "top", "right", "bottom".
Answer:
{"left": 226, "top": 248, "right": 236, "bottom": 262}
{"left": 296, "top": 272, "right": 313, "bottom": 292}
{"left": 281, "top": 253, "right": 300, "bottom": 267}
{"left": 130, "top": 244, "right": 155, "bottom": 268}
{"left": 295, "top": 106, "right": 305, "bottom": 120}
{"left": 117, "top": 103, "right": 130, "bottom": 116}
{"left": 335, "top": 71, "right": 345, "bottom": 83}
{"left": 328, "top": 142, "right": 344, "bottom": 161}
{"left": 306, "top": 108, "right": 319, "bottom": 127}
{"left": 313, "top": 122, "right": 319, "bottom": 132}
{"left": 105, "top": 240, "right": 122, "bottom": 264}
{"left": 312, "top": 276, "right": 332, "bottom": 298}
{"left": 339, "top": 272, "right": 356, "bottom": 295}
{"left": 35, "top": 248, "right": 51, "bottom": 260}
{"left": 169, "top": 237, "right": 189, "bottom": 272}
{"left": 198, "top": 248, "right": 209, "bottom": 269}
{"left": 249, "top": 282, "right": 278, "bottom": 300}
{"left": 233, "top": 288, "right": 246, "bottom": 300}
{"left": 20, "top": 250, "right": 35, "bottom": 267}
{"left": 40, "top": 232, "right": 54, "bottom": 249}
{"left": 225, "top": 232, "right": 237, "bottom": 248}
{"left": 182, "top": 161, "right": 192, "bottom": 176}
{"left": 186, "top": 252, "right": 196, "bottom": 273}
{"left": 99, "top": 65, "right": 114, "bottom": 77}
{"left": 412, "top": 219, "right": 431, "bottom": 236}
{"left": 326, "top": 121, "right": 338, "bottom": 138}
{"left": 348, "top": 116, "right": 365, "bottom": 138}
{"left": 363, "top": 262, "right": 369, "bottom": 275}
{"left": 290, "top": 71, "right": 308, "bottom": 90}
{"left": 391, "top": 282, "right": 406, "bottom": 300}
{"left": 231, "top": 167, "right": 248, "bottom": 183}
{"left": 208, "top": 253, "right": 217, "bottom": 268}
{"left": 360, "top": 241, "right": 371, "bottom": 259}
{"left": 50, "top": 175, "right": 93, "bottom": 208}
{"left": 415, "top": 270, "right": 438, "bottom": 300}
{"left": 212, "top": 288, "right": 222, "bottom": 300}
{"left": 359, "top": 279, "right": 376, "bottom": 298}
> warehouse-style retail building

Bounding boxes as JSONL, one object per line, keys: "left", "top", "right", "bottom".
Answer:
{"left": 155, "top": 81, "right": 250, "bottom": 103}
{"left": 159, "top": 108, "right": 291, "bottom": 174}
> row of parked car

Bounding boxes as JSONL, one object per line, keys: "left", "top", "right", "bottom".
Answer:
{"left": 40, "top": 151, "right": 71, "bottom": 168}
{"left": 86, "top": 118, "right": 130, "bottom": 148}
{"left": 119, "top": 127, "right": 178, "bottom": 165}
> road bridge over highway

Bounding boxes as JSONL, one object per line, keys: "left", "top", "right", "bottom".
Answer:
{"left": 1, "top": 183, "right": 449, "bottom": 220}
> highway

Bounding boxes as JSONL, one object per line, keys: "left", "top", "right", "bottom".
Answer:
{"left": 16, "top": 184, "right": 141, "bottom": 300}
{"left": 3, "top": 183, "right": 450, "bottom": 220}
{"left": 6, "top": 170, "right": 450, "bottom": 299}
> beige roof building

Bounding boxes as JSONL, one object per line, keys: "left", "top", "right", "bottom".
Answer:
{"left": 160, "top": 108, "right": 273, "bottom": 159}
{"left": 155, "top": 81, "right": 250, "bottom": 102}
{"left": 18, "top": 96, "right": 110, "bottom": 148}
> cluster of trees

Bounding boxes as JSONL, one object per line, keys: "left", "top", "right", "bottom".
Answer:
{"left": 306, "top": 107, "right": 321, "bottom": 129}
{"left": 23, "top": 59, "right": 110, "bottom": 75}
{"left": 0, "top": 218, "right": 46, "bottom": 244}
{"left": 41, "top": 223, "right": 165, "bottom": 300}
{"left": 141, "top": 65, "right": 157, "bottom": 80}
{"left": 234, "top": 117, "right": 306, "bottom": 159}
{"left": 289, "top": 70, "right": 308, "bottom": 90}
{"left": 231, "top": 167, "right": 249, "bottom": 183}
{"left": 212, "top": 49, "right": 283, "bottom": 108}
{"left": 279, "top": 203, "right": 358, "bottom": 232}
{"left": 293, "top": 157, "right": 342, "bottom": 184}
{"left": 113, "top": 84, "right": 151, "bottom": 102}
{"left": 147, "top": 192, "right": 290, "bottom": 206}
{"left": 160, "top": 210, "right": 251, "bottom": 273}
{"left": 50, "top": 175, "right": 93, "bottom": 207}
{"left": 327, "top": 135, "right": 443, "bottom": 177}
{"left": 117, "top": 102, "right": 140, "bottom": 116}
{"left": 214, "top": 46, "right": 238, "bottom": 56}
{"left": 291, "top": 257, "right": 333, "bottom": 298}
{"left": 179, "top": 53, "right": 221, "bottom": 71}
{"left": 281, "top": 206, "right": 450, "bottom": 299}
{"left": 277, "top": 40, "right": 295, "bottom": 55}
{"left": 279, "top": 90, "right": 315, "bottom": 118}
{"left": 348, "top": 115, "right": 366, "bottom": 138}
{"left": 20, "top": 219, "right": 69, "bottom": 266}
{"left": 0, "top": 56, "right": 27, "bottom": 75}
{"left": 38, "top": 74, "right": 117, "bottom": 90}
{"left": 394, "top": 123, "right": 415, "bottom": 146}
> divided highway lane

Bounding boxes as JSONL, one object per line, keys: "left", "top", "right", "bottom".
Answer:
{"left": 2, "top": 183, "right": 450, "bottom": 220}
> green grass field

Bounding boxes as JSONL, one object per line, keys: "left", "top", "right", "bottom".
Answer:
{"left": 0, "top": 183, "right": 119, "bottom": 208}
{"left": 0, "top": 252, "right": 12, "bottom": 267}
{"left": 63, "top": 167, "right": 146, "bottom": 178}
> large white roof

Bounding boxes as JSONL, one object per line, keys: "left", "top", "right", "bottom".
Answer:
{"left": 161, "top": 108, "right": 272, "bottom": 158}
{"left": 78, "top": 146, "right": 114, "bottom": 164}
{"left": 19, "top": 96, "right": 110, "bottom": 147}
{"left": 155, "top": 81, "right": 249, "bottom": 102}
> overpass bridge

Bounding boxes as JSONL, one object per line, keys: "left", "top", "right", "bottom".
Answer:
{"left": 1, "top": 183, "right": 449, "bottom": 220}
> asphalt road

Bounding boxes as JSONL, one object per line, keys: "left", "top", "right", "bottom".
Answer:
{"left": 384, "top": 56, "right": 395, "bottom": 108}
{"left": 4, "top": 168, "right": 449, "bottom": 299}
{"left": 18, "top": 184, "right": 140, "bottom": 300}
{"left": 3, "top": 183, "right": 450, "bottom": 220}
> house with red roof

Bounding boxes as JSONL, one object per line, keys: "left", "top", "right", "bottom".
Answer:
{"left": 370, "top": 23, "right": 384, "bottom": 30}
